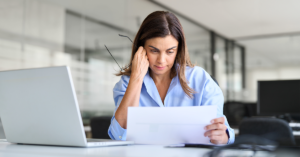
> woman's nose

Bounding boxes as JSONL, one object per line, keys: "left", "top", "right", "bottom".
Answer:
{"left": 157, "top": 53, "right": 166, "bottom": 64}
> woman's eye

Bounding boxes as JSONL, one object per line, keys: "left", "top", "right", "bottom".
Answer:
{"left": 151, "top": 49, "right": 158, "bottom": 53}
{"left": 168, "top": 51, "right": 174, "bottom": 54}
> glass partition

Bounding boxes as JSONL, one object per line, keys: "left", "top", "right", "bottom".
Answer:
{"left": 215, "top": 37, "right": 227, "bottom": 101}
{"left": 233, "top": 45, "right": 243, "bottom": 100}
{"left": 0, "top": 0, "right": 245, "bottom": 118}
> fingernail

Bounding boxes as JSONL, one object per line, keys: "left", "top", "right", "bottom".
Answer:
{"left": 211, "top": 120, "right": 214, "bottom": 123}
{"left": 204, "top": 126, "right": 207, "bottom": 130}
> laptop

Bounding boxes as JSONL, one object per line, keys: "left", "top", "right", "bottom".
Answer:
{"left": 0, "top": 66, "right": 133, "bottom": 147}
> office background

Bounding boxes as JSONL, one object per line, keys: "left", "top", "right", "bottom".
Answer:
{"left": 0, "top": 0, "right": 299, "bottom": 132}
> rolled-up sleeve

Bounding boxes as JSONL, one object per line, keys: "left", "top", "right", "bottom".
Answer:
{"left": 225, "top": 118, "right": 235, "bottom": 144}
{"left": 108, "top": 75, "right": 129, "bottom": 140}
{"left": 200, "top": 72, "right": 235, "bottom": 144}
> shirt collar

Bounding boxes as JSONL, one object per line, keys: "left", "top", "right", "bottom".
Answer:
{"left": 143, "top": 67, "right": 179, "bottom": 107}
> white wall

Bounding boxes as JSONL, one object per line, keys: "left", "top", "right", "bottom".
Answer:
{"left": 0, "top": 0, "right": 118, "bottom": 114}
{"left": 0, "top": 0, "right": 65, "bottom": 71}
{"left": 0, "top": 0, "right": 65, "bottom": 51}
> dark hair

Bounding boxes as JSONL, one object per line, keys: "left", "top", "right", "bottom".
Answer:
{"left": 117, "top": 11, "right": 195, "bottom": 98}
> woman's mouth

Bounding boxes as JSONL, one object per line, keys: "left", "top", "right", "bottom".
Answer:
{"left": 154, "top": 65, "right": 165, "bottom": 70}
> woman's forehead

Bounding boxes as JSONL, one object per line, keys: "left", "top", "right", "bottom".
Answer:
{"left": 145, "top": 35, "right": 178, "bottom": 49}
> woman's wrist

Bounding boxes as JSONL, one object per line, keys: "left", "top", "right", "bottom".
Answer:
{"left": 124, "top": 74, "right": 143, "bottom": 107}
{"left": 129, "top": 72, "right": 144, "bottom": 84}
{"left": 223, "top": 131, "right": 229, "bottom": 144}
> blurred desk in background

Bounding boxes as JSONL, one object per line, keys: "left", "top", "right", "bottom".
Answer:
{"left": 84, "top": 126, "right": 92, "bottom": 138}
{"left": 233, "top": 123, "right": 300, "bottom": 146}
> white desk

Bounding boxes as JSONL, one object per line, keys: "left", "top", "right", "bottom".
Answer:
{"left": 0, "top": 142, "right": 272, "bottom": 157}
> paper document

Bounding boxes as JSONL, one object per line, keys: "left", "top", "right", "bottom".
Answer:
{"left": 127, "top": 106, "right": 217, "bottom": 145}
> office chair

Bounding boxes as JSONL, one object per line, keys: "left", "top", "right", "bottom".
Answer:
{"left": 239, "top": 118, "right": 295, "bottom": 146}
{"left": 90, "top": 116, "right": 112, "bottom": 139}
{"left": 223, "top": 101, "right": 257, "bottom": 127}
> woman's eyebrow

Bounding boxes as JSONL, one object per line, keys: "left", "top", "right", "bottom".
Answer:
{"left": 167, "top": 46, "right": 177, "bottom": 50}
{"left": 149, "top": 45, "right": 177, "bottom": 51}
{"left": 149, "top": 45, "right": 159, "bottom": 51}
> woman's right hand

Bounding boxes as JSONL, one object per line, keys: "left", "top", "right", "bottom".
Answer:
{"left": 115, "top": 46, "right": 148, "bottom": 129}
{"left": 131, "top": 46, "right": 149, "bottom": 81}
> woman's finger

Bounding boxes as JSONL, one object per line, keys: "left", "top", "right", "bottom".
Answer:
{"left": 135, "top": 46, "right": 144, "bottom": 59}
{"left": 211, "top": 117, "right": 225, "bottom": 124}
{"left": 204, "top": 129, "right": 223, "bottom": 137}
{"left": 137, "top": 46, "right": 144, "bottom": 53}
{"left": 205, "top": 123, "right": 226, "bottom": 131}
{"left": 142, "top": 47, "right": 147, "bottom": 54}
{"left": 209, "top": 135, "right": 222, "bottom": 140}
{"left": 142, "top": 49, "right": 147, "bottom": 59}
{"left": 210, "top": 136, "right": 223, "bottom": 144}
{"left": 142, "top": 56, "right": 149, "bottom": 68}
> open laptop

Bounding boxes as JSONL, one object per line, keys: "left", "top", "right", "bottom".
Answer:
{"left": 0, "top": 66, "right": 133, "bottom": 147}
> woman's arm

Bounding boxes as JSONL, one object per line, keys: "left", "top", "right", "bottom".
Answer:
{"left": 114, "top": 77, "right": 143, "bottom": 129}
{"left": 114, "top": 46, "right": 149, "bottom": 129}
{"left": 197, "top": 69, "right": 234, "bottom": 144}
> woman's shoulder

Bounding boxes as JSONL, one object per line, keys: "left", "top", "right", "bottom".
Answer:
{"left": 114, "top": 75, "right": 131, "bottom": 90}
{"left": 185, "top": 66, "right": 220, "bottom": 93}
{"left": 185, "top": 66, "right": 210, "bottom": 79}
{"left": 120, "top": 75, "right": 130, "bottom": 83}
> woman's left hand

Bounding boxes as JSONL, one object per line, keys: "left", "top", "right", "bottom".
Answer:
{"left": 204, "top": 117, "right": 229, "bottom": 144}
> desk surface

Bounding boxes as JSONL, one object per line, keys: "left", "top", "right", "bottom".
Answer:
{"left": 0, "top": 142, "right": 272, "bottom": 157}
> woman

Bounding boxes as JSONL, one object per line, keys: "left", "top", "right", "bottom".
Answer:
{"left": 108, "top": 11, "right": 235, "bottom": 144}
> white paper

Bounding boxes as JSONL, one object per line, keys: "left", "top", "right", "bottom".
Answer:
{"left": 127, "top": 106, "right": 217, "bottom": 145}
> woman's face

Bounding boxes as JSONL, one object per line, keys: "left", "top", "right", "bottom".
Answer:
{"left": 144, "top": 35, "right": 178, "bottom": 76}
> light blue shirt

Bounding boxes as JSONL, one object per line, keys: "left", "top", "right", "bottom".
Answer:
{"left": 108, "top": 66, "right": 235, "bottom": 144}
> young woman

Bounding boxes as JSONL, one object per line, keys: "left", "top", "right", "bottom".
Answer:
{"left": 108, "top": 11, "right": 234, "bottom": 144}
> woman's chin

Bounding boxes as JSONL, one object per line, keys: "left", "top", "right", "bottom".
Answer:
{"left": 150, "top": 67, "right": 169, "bottom": 76}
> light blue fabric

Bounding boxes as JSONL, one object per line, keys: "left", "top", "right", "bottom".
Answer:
{"left": 108, "top": 66, "right": 235, "bottom": 144}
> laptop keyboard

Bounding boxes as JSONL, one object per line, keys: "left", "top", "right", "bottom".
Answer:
{"left": 87, "top": 138, "right": 111, "bottom": 142}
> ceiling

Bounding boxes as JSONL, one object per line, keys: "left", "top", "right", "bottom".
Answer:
{"left": 42, "top": 0, "right": 300, "bottom": 69}
{"left": 157, "top": 0, "right": 300, "bottom": 38}
{"left": 239, "top": 36, "right": 300, "bottom": 68}
{"left": 156, "top": 0, "right": 300, "bottom": 69}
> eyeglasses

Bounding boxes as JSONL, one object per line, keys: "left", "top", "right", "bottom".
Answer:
{"left": 104, "top": 34, "right": 136, "bottom": 71}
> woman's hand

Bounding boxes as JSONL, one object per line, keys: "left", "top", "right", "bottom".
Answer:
{"left": 204, "top": 117, "right": 229, "bottom": 144}
{"left": 131, "top": 46, "right": 149, "bottom": 81}
{"left": 115, "top": 46, "right": 149, "bottom": 129}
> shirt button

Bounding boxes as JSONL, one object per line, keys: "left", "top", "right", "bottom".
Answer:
{"left": 119, "top": 136, "right": 122, "bottom": 139}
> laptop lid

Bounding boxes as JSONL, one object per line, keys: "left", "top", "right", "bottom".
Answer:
{"left": 0, "top": 66, "right": 87, "bottom": 147}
